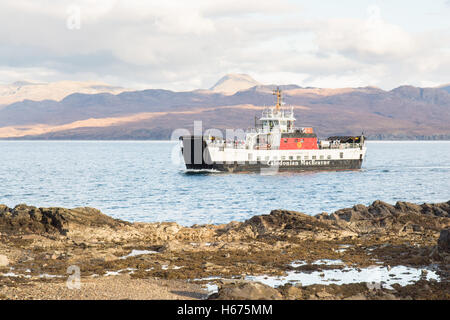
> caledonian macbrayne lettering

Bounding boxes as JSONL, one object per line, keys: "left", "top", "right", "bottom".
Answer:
{"left": 268, "top": 160, "right": 331, "bottom": 166}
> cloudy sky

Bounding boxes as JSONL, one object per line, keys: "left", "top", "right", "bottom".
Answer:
{"left": 1, "top": 0, "right": 449, "bottom": 90}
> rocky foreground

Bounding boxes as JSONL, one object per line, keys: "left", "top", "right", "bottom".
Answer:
{"left": 0, "top": 201, "right": 449, "bottom": 300}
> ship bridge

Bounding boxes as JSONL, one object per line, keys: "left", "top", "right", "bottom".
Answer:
{"left": 256, "top": 87, "right": 297, "bottom": 134}
{"left": 259, "top": 106, "right": 295, "bottom": 133}
{"left": 257, "top": 88, "right": 313, "bottom": 135}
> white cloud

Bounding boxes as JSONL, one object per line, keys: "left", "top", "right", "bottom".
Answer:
{"left": 0, "top": 0, "right": 449, "bottom": 91}
{"left": 312, "top": 18, "right": 416, "bottom": 62}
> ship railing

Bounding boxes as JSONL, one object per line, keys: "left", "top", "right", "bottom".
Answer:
{"left": 253, "top": 144, "right": 275, "bottom": 150}
{"left": 291, "top": 127, "right": 314, "bottom": 133}
{"left": 207, "top": 140, "right": 248, "bottom": 150}
{"left": 247, "top": 127, "right": 270, "bottom": 134}
{"left": 319, "top": 142, "right": 363, "bottom": 150}
{"left": 261, "top": 107, "right": 294, "bottom": 119}
{"left": 208, "top": 139, "right": 282, "bottom": 150}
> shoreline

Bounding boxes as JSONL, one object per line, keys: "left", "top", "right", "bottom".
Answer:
{"left": 1, "top": 200, "right": 449, "bottom": 300}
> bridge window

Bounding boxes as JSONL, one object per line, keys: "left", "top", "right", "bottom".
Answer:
{"left": 340, "top": 152, "right": 344, "bottom": 159}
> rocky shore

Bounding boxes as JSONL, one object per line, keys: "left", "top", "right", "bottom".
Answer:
{"left": 0, "top": 201, "right": 449, "bottom": 300}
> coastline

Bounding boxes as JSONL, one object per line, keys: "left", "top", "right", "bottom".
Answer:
{"left": 0, "top": 201, "right": 449, "bottom": 300}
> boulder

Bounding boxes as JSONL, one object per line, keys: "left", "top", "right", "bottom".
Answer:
{"left": 438, "top": 229, "right": 450, "bottom": 253}
{"left": 0, "top": 204, "right": 127, "bottom": 235}
{"left": 344, "top": 293, "right": 368, "bottom": 300}
{"left": 216, "top": 200, "right": 450, "bottom": 240}
{"left": 277, "top": 283, "right": 304, "bottom": 300}
{"left": 238, "top": 209, "right": 335, "bottom": 237}
{"left": 325, "top": 200, "right": 450, "bottom": 234}
{"left": 158, "top": 240, "right": 183, "bottom": 252}
{"left": 210, "top": 282, "right": 282, "bottom": 300}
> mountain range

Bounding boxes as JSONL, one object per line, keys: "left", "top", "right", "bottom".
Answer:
{"left": 0, "top": 80, "right": 129, "bottom": 106}
{"left": 0, "top": 74, "right": 449, "bottom": 140}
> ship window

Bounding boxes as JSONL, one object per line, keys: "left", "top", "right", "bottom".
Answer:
{"left": 327, "top": 155, "right": 331, "bottom": 160}
{"left": 282, "top": 156, "right": 286, "bottom": 160}
{"left": 304, "top": 156, "right": 309, "bottom": 160}
{"left": 297, "top": 156, "right": 301, "bottom": 160}
{"left": 269, "top": 120, "right": 279, "bottom": 128}
{"left": 312, "top": 156, "right": 316, "bottom": 160}
{"left": 265, "top": 156, "right": 270, "bottom": 161}
{"left": 273, "top": 156, "right": 278, "bottom": 161}
{"left": 283, "top": 139, "right": 288, "bottom": 143}
{"left": 289, "top": 156, "right": 293, "bottom": 160}
{"left": 320, "top": 155, "right": 324, "bottom": 160}
{"left": 248, "top": 153, "right": 253, "bottom": 160}
{"left": 340, "top": 152, "right": 344, "bottom": 159}
{"left": 257, "top": 156, "right": 261, "bottom": 161}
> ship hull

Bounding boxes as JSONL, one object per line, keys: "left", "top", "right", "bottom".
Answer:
{"left": 185, "top": 159, "right": 362, "bottom": 173}
{"left": 181, "top": 136, "right": 365, "bottom": 173}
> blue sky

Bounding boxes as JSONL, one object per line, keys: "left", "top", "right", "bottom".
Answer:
{"left": 0, "top": 0, "right": 449, "bottom": 90}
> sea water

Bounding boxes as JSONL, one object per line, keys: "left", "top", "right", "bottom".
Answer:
{"left": 0, "top": 141, "right": 449, "bottom": 226}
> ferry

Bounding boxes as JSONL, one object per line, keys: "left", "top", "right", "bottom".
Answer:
{"left": 180, "top": 88, "right": 366, "bottom": 173}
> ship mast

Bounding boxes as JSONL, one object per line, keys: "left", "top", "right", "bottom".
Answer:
{"left": 273, "top": 87, "right": 282, "bottom": 112}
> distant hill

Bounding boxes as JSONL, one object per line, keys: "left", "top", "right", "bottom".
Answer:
{"left": 0, "top": 80, "right": 130, "bottom": 105}
{"left": 0, "top": 75, "right": 449, "bottom": 140}
{"left": 438, "top": 84, "right": 450, "bottom": 94}
{"left": 210, "top": 74, "right": 261, "bottom": 94}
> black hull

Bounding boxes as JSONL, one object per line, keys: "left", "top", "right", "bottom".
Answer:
{"left": 185, "top": 159, "right": 362, "bottom": 173}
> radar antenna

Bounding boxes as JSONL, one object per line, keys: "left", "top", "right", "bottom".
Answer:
{"left": 273, "top": 87, "right": 282, "bottom": 112}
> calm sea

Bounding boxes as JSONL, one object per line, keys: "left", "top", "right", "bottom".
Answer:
{"left": 0, "top": 141, "right": 449, "bottom": 226}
